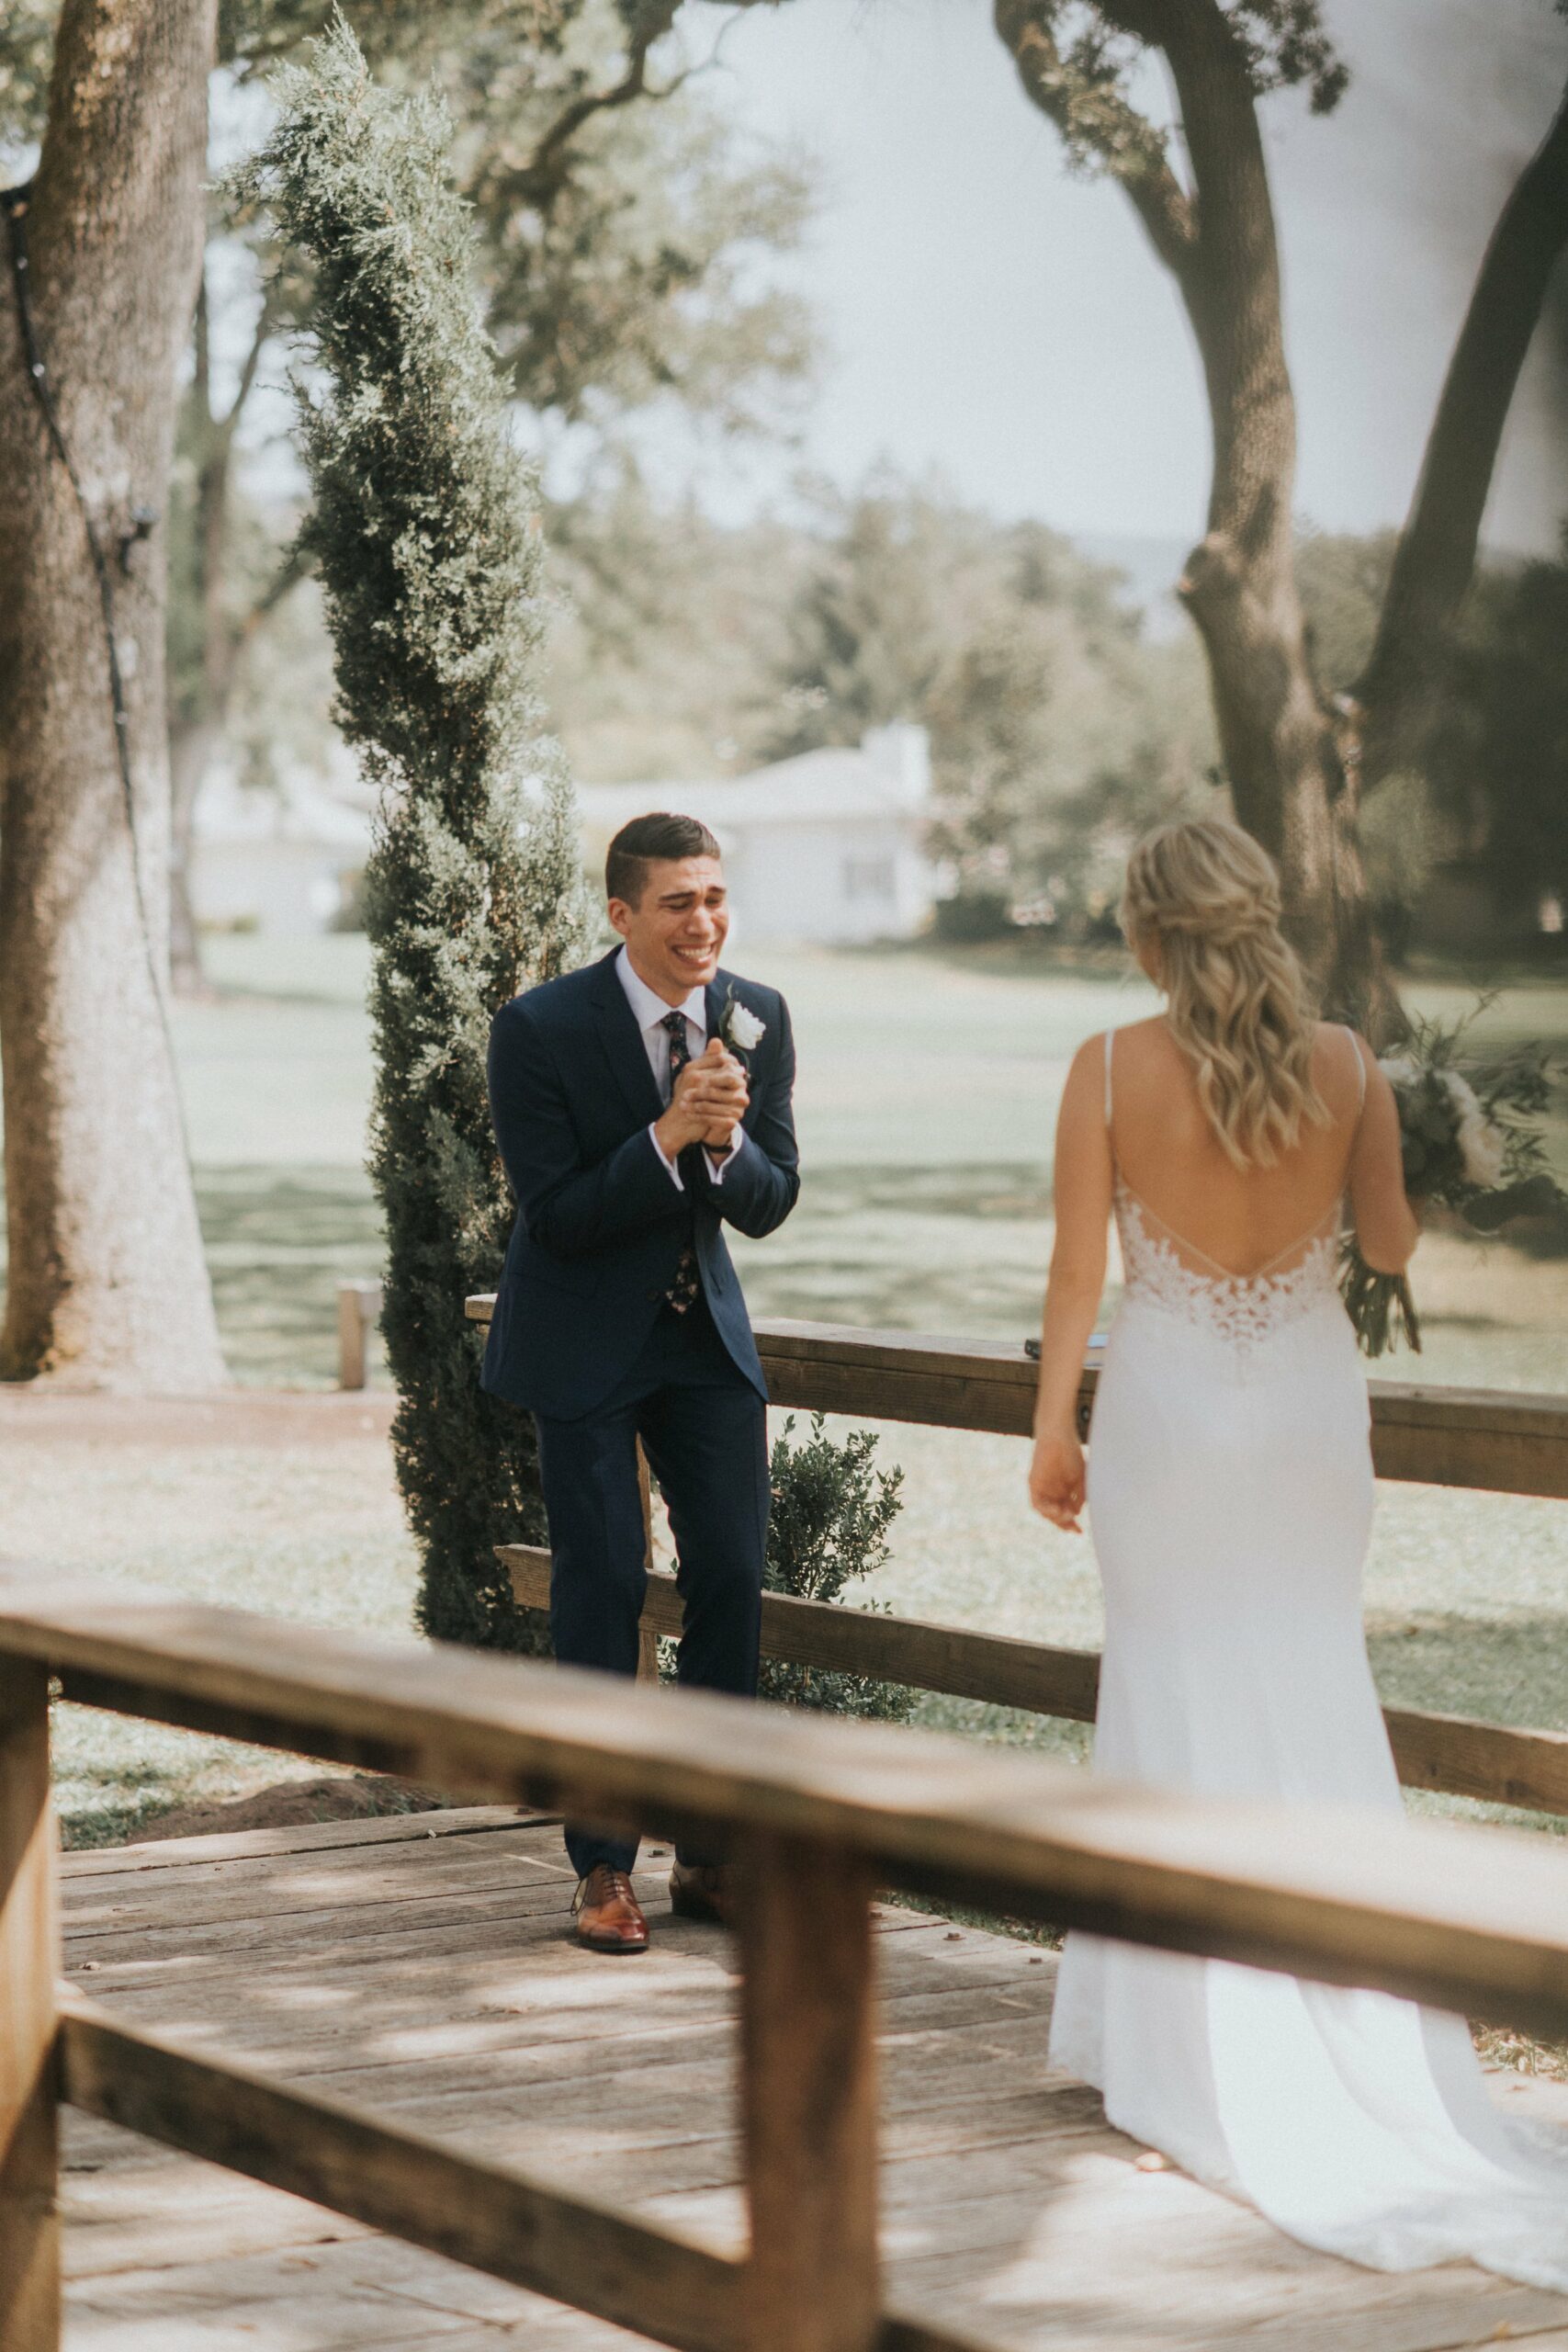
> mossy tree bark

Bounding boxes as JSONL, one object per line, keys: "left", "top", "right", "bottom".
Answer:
{"left": 0, "top": 0, "right": 225, "bottom": 1388}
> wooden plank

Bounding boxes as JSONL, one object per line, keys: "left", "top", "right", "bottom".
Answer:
{"left": 0, "top": 1654, "right": 60, "bottom": 2352}
{"left": 1384, "top": 1705, "right": 1568, "bottom": 1815}
{"left": 466, "top": 1303, "right": 1568, "bottom": 1498}
{"left": 505, "top": 1545, "right": 1568, "bottom": 1819}
{"left": 62, "top": 1842, "right": 578, "bottom": 1937}
{"left": 56, "top": 1807, "right": 1563, "bottom": 2352}
{"left": 57, "top": 1988, "right": 744, "bottom": 2352}
{"left": 745, "top": 1837, "right": 879, "bottom": 2352}
{"left": 58, "top": 1804, "right": 545, "bottom": 1878}
{"left": 56, "top": 1997, "right": 995, "bottom": 2352}
{"left": 13, "top": 1573, "right": 1568, "bottom": 2040}
{"left": 60, "top": 1939, "right": 1041, "bottom": 2088}
{"left": 61, "top": 1853, "right": 606, "bottom": 1947}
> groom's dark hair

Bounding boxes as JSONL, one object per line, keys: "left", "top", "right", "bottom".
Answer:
{"left": 605, "top": 812, "right": 722, "bottom": 908}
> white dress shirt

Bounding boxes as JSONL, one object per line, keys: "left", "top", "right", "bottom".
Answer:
{"left": 615, "top": 944, "right": 746, "bottom": 1190}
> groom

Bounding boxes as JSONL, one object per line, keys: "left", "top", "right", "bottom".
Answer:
{"left": 482, "top": 813, "right": 799, "bottom": 1952}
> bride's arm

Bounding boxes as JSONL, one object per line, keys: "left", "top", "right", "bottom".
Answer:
{"left": 1347, "top": 1037, "right": 1420, "bottom": 1273}
{"left": 1029, "top": 1039, "right": 1112, "bottom": 1532}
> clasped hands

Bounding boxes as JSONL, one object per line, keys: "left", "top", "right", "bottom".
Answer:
{"left": 655, "top": 1039, "right": 749, "bottom": 1160}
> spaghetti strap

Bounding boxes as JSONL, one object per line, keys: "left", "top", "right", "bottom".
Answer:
{"left": 1342, "top": 1023, "right": 1367, "bottom": 1116}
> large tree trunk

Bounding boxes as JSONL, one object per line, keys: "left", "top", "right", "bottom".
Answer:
{"left": 0, "top": 0, "right": 225, "bottom": 1388}
{"left": 1156, "top": 4, "right": 1393, "bottom": 1034}
{"left": 996, "top": 0, "right": 1396, "bottom": 1033}
{"left": 1351, "top": 74, "right": 1568, "bottom": 791}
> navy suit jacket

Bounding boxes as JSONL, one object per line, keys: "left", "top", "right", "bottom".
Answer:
{"left": 481, "top": 948, "right": 799, "bottom": 1419}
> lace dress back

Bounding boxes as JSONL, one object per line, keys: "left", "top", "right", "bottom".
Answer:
{"left": 1047, "top": 1023, "right": 1568, "bottom": 2288}
{"left": 1105, "top": 1026, "right": 1353, "bottom": 1360}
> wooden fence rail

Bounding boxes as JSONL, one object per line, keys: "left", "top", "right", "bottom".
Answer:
{"left": 472, "top": 1302, "right": 1568, "bottom": 1819}
{"left": 500, "top": 1547, "right": 1568, "bottom": 1820}
{"left": 8, "top": 1570, "right": 1568, "bottom": 2352}
{"left": 466, "top": 1304, "right": 1568, "bottom": 1499}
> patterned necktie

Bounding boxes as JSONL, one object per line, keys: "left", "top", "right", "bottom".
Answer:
{"left": 661, "top": 1011, "right": 701, "bottom": 1316}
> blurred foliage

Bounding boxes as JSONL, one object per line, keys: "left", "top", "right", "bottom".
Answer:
{"left": 233, "top": 19, "right": 592, "bottom": 1651}
{"left": 799, "top": 486, "right": 1216, "bottom": 933}
{"left": 1297, "top": 527, "right": 1568, "bottom": 943}
{"left": 761, "top": 1413, "right": 914, "bottom": 1724}
{"left": 5, "top": 0, "right": 815, "bottom": 936}
{"left": 1435, "top": 535, "right": 1568, "bottom": 924}
{"left": 546, "top": 466, "right": 1219, "bottom": 933}
{"left": 542, "top": 460, "right": 812, "bottom": 783}
{"left": 2, "top": 1, "right": 814, "bottom": 436}
{"left": 0, "top": 0, "right": 51, "bottom": 152}
{"left": 990, "top": 2, "right": 1345, "bottom": 200}
{"left": 551, "top": 486, "right": 1568, "bottom": 954}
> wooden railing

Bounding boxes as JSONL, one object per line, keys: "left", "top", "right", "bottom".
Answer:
{"left": 8, "top": 1571, "right": 1568, "bottom": 2352}
{"left": 470, "top": 1305, "right": 1568, "bottom": 1820}
{"left": 465, "top": 1302, "right": 1568, "bottom": 1498}
{"left": 746, "top": 1318, "right": 1568, "bottom": 1498}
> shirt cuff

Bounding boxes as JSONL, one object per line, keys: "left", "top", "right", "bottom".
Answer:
{"left": 648, "top": 1122, "right": 684, "bottom": 1192}
{"left": 705, "top": 1128, "right": 748, "bottom": 1184}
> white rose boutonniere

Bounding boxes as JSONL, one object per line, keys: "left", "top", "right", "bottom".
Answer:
{"left": 720, "top": 986, "right": 766, "bottom": 1058}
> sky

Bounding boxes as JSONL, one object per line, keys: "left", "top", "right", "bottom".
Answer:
{"left": 627, "top": 0, "right": 1567, "bottom": 556}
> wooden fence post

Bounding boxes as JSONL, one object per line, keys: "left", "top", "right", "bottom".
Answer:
{"left": 0, "top": 1653, "right": 61, "bottom": 2351}
{"left": 739, "top": 1836, "right": 880, "bottom": 2352}
{"left": 336, "top": 1281, "right": 382, "bottom": 1390}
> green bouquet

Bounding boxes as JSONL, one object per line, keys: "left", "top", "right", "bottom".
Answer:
{"left": 1341, "top": 1004, "right": 1566, "bottom": 1358}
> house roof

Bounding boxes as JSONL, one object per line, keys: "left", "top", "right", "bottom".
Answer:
{"left": 578, "top": 732, "right": 931, "bottom": 834}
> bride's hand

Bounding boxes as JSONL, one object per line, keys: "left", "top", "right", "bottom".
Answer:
{"left": 1029, "top": 1431, "right": 1086, "bottom": 1532}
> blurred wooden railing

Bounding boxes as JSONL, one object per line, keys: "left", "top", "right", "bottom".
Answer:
{"left": 470, "top": 1304, "right": 1568, "bottom": 1820}
{"left": 7, "top": 1572, "right": 1568, "bottom": 2352}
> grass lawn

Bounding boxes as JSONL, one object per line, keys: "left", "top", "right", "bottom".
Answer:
{"left": 169, "top": 933, "right": 1568, "bottom": 1387}
{"left": 4, "top": 932, "right": 1568, "bottom": 1850}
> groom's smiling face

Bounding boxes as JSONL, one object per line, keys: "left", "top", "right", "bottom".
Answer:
{"left": 609, "top": 854, "right": 730, "bottom": 1005}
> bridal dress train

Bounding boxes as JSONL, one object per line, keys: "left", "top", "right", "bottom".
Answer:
{"left": 1047, "top": 1030, "right": 1568, "bottom": 2287}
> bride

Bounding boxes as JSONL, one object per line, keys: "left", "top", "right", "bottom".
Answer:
{"left": 1028, "top": 816, "right": 1568, "bottom": 2285}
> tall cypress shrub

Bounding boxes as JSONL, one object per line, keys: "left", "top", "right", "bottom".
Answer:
{"left": 236, "top": 18, "right": 590, "bottom": 1649}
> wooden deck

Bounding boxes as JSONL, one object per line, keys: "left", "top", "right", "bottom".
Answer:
{"left": 56, "top": 1806, "right": 1568, "bottom": 2352}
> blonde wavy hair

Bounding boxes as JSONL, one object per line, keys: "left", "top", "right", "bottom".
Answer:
{"left": 1121, "top": 818, "right": 1328, "bottom": 1170}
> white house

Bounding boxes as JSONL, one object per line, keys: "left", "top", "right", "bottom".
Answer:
{"left": 577, "top": 724, "right": 936, "bottom": 945}
{"left": 191, "top": 721, "right": 937, "bottom": 945}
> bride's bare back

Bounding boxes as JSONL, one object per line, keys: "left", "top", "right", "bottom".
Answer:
{"left": 1030, "top": 1012, "right": 1416, "bottom": 1534}
{"left": 1109, "top": 1017, "right": 1381, "bottom": 1280}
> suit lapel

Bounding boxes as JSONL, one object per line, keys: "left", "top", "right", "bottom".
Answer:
{"left": 590, "top": 950, "right": 665, "bottom": 1129}
{"left": 709, "top": 969, "right": 761, "bottom": 1134}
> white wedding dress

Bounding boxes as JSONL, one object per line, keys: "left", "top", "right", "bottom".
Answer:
{"left": 1047, "top": 1028, "right": 1568, "bottom": 2285}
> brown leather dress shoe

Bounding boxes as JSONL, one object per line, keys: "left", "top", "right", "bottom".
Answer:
{"left": 668, "top": 1860, "right": 734, "bottom": 1926}
{"left": 572, "top": 1865, "right": 649, "bottom": 1953}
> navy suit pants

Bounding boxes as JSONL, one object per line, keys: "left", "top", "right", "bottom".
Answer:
{"left": 532, "top": 1296, "right": 768, "bottom": 1879}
